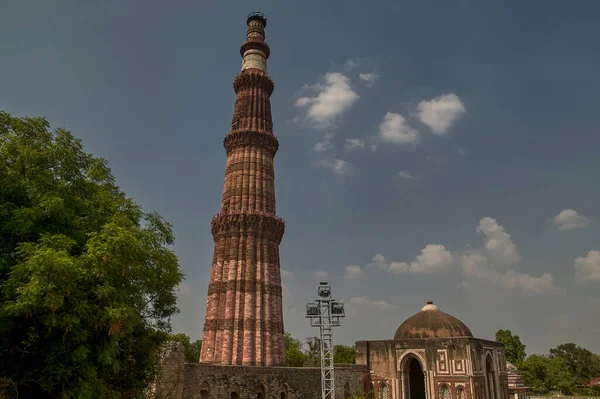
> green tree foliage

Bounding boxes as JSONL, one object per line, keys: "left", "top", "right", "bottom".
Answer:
{"left": 333, "top": 344, "right": 356, "bottom": 364}
{"left": 168, "top": 334, "right": 202, "bottom": 363}
{"left": 303, "top": 336, "right": 322, "bottom": 367}
{"left": 0, "top": 111, "right": 183, "bottom": 398}
{"left": 495, "top": 329, "right": 526, "bottom": 366}
{"left": 549, "top": 343, "right": 600, "bottom": 385}
{"left": 283, "top": 332, "right": 306, "bottom": 367}
{"left": 519, "top": 354, "right": 576, "bottom": 394}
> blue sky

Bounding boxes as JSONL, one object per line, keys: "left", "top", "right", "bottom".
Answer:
{"left": 1, "top": 0, "right": 599, "bottom": 354}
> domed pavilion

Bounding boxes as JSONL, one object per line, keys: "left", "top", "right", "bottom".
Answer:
{"left": 356, "top": 301, "right": 510, "bottom": 399}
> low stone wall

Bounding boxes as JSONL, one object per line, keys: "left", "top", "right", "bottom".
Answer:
{"left": 152, "top": 342, "right": 369, "bottom": 399}
{"left": 183, "top": 363, "right": 367, "bottom": 399}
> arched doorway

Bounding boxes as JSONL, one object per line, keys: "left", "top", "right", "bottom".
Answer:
{"left": 231, "top": 383, "right": 241, "bottom": 399}
{"left": 403, "top": 356, "right": 426, "bottom": 399}
{"left": 485, "top": 355, "right": 496, "bottom": 399}
{"left": 257, "top": 384, "right": 266, "bottom": 399}
{"left": 200, "top": 381, "right": 210, "bottom": 399}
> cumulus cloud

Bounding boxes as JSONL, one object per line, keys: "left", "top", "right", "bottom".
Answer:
{"left": 295, "top": 73, "right": 359, "bottom": 128}
{"left": 476, "top": 217, "right": 520, "bottom": 266}
{"left": 365, "top": 218, "right": 556, "bottom": 294}
{"left": 344, "top": 265, "right": 364, "bottom": 280}
{"left": 314, "top": 159, "right": 353, "bottom": 176}
{"left": 552, "top": 209, "right": 590, "bottom": 231}
{"left": 345, "top": 138, "right": 366, "bottom": 150}
{"left": 458, "top": 218, "right": 557, "bottom": 293}
{"left": 379, "top": 112, "right": 418, "bottom": 145}
{"left": 345, "top": 59, "right": 360, "bottom": 69}
{"left": 574, "top": 250, "right": 600, "bottom": 283}
{"left": 368, "top": 245, "right": 454, "bottom": 274}
{"left": 395, "top": 170, "right": 418, "bottom": 180}
{"left": 281, "top": 269, "right": 293, "bottom": 279}
{"left": 517, "top": 273, "right": 556, "bottom": 294}
{"left": 459, "top": 252, "right": 556, "bottom": 294}
{"left": 359, "top": 72, "right": 379, "bottom": 86}
{"left": 316, "top": 270, "right": 329, "bottom": 279}
{"left": 313, "top": 132, "right": 335, "bottom": 152}
{"left": 416, "top": 93, "right": 466, "bottom": 135}
{"left": 349, "top": 296, "right": 396, "bottom": 310}
{"left": 409, "top": 245, "right": 455, "bottom": 273}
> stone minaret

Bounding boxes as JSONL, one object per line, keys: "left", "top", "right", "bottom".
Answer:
{"left": 199, "top": 11, "right": 285, "bottom": 367}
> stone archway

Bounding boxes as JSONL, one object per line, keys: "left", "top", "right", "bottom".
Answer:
{"left": 485, "top": 355, "right": 496, "bottom": 399}
{"left": 200, "top": 381, "right": 210, "bottom": 399}
{"left": 401, "top": 355, "right": 427, "bottom": 399}
{"left": 256, "top": 383, "right": 267, "bottom": 399}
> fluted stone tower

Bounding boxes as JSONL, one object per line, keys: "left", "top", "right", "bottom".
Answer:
{"left": 199, "top": 11, "right": 285, "bottom": 367}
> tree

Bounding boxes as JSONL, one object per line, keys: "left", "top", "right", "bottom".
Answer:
{"left": 0, "top": 111, "right": 183, "bottom": 398}
{"left": 519, "top": 354, "right": 576, "bottom": 394}
{"left": 303, "top": 336, "right": 322, "bottom": 367}
{"left": 168, "top": 334, "right": 202, "bottom": 363}
{"left": 495, "top": 329, "right": 526, "bottom": 366}
{"left": 284, "top": 332, "right": 306, "bottom": 367}
{"left": 549, "top": 343, "right": 597, "bottom": 385}
{"left": 334, "top": 344, "right": 356, "bottom": 364}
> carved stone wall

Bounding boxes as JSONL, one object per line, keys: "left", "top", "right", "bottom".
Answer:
{"left": 356, "top": 338, "right": 509, "bottom": 399}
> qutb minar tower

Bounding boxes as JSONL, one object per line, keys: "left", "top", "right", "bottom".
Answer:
{"left": 200, "top": 11, "right": 285, "bottom": 366}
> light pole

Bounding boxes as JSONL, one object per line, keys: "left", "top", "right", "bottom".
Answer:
{"left": 306, "top": 282, "right": 345, "bottom": 399}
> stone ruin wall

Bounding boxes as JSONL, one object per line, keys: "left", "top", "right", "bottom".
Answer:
{"left": 153, "top": 343, "right": 369, "bottom": 399}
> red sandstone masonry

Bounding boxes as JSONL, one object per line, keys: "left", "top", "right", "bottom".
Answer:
{"left": 200, "top": 14, "right": 285, "bottom": 367}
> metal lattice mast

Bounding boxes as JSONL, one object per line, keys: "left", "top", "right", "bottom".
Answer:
{"left": 306, "top": 282, "right": 345, "bottom": 399}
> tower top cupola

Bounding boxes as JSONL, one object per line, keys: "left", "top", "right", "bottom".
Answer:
{"left": 241, "top": 10, "right": 270, "bottom": 72}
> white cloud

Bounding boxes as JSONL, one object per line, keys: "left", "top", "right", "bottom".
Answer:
{"left": 313, "top": 132, "right": 335, "bottom": 152}
{"left": 395, "top": 170, "right": 417, "bottom": 180}
{"left": 314, "top": 159, "right": 353, "bottom": 176}
{"left": 552, "top": 209, "right": 590, "bottom": 231}
{"left": 295, "top": 97, "right": 312, "bottom": 107}
{"left": 365, "top": 218, "right": 555, "bottom": 294}
{"left": 379, "top": 112, "right": 418, "bottom": 145}
{"left": 574, "top": 250, "right": 600, "bottom": 283}
{"left": 281, "top": 269, "right": 293, "bottom": 279}
{"left": 345, "top": 59, "right": 360, "bottom": 69}
{"left": 459, "top": 252, "right": 556, "bottom": 293}
{"left": 368, "top": 245, "right": 454, "bottom": 274}
{"left": 369, "top": 253, "right": 388, "bottom": 270}
{"left": 316, "top": 270, "right": 329, "bottom": 279}
{"left": 457, "top": 218, "right": 557, "bottom": 293}
{"left": 359, "top": 72, "right": 379, "bottom": 86}
{"left": 349, "top": 296, "right": 396, "bottom": 310}
{"left": 408, "top": 244, "right": 455, "bottom": 273}
{"left": 476, "top": 217, "right": 520, "bottom": 266}
{"left": 344, "top": 264, "right": 364, "bottom": 280}
{"left": 295, "top": 73, "right": 359, "bottom": 128}
{"left": 517, "top": 273, "right": 556, "bottom": 294}
{"left": 345, "top": 138, "right": 366, "bottom": 150}
{"left": 416, "top": 93, "right": 466, "bottom": 135}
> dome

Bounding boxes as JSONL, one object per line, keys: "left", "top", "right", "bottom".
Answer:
{"left": 394, "top": 301, "right": 473, "bottom": 339}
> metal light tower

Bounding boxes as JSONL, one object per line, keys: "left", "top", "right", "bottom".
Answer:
{"left": 306, "top": 282, "right": 345, "bottom": 399}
